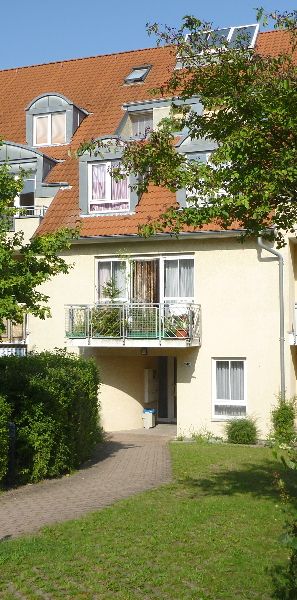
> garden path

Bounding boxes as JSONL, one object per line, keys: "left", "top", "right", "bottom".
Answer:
{"left": 0, "top": 426, "right": 174, "bottom": 539}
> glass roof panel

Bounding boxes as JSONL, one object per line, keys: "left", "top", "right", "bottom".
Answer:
{"left": 125, "top": 67, "right": 150, "bottom": 82}
{"left": 229, "top": 25, "right": 258, "bottom": 48}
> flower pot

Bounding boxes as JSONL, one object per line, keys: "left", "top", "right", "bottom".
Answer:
{"left": 176, "top": 328, "right": 188, "bottom": 338}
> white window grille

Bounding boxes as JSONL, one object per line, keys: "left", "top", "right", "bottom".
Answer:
{"left": 212, "top": 359, "right": 247, "bottom": 419}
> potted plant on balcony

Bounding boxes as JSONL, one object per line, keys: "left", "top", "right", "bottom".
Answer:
{"left": 92, "top": 281, "right": 122, "bottom": 338}
{"left": 164, "top": 313, "right": 189, "bottom": 338}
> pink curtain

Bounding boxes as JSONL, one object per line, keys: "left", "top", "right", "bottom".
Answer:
{"left": 92, "top": 164, "right": 106, "bottom": 199}
{"left": 111, "top": 163, "right": 128, "bottom": 200}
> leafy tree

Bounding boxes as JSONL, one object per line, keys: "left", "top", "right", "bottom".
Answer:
{"left": 103, "top": 9, "right": 297, "bottom": 247}
{"left": 0, "top": 164, "right": 77, "bottom": 331}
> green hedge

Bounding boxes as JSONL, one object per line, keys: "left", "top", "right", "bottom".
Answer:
{"left": 0, "top": 395, "right": 11, "bottom": 481}
{"left": 0, "top": 350, "right": 101, "bottom": 484}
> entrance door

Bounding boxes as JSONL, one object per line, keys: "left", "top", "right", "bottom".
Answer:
{"left": 157, "top": 356, "right": 177, "bottom": 422}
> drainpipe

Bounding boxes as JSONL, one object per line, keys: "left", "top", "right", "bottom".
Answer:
{"left": 257, "top": 236, "right": 285, "bottom": 399}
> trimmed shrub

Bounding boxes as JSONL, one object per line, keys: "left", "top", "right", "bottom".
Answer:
{"left": 271, "top": 396, "right": 296, "bottom": 445}
{"left": 226, "top": 417, "right": 258, "bottom": 445}
{"left": 0, "top": 350, "right": 102, "bottom": 483}
{"left": 0, "top": 395, "right": 11, "bottom": 482}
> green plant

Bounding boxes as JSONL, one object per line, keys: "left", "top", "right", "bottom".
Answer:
{"left": 164, "top": 313, "right": 189, "bottom": 337}
{"left": 0, "top": 350, "right": 102, "bottom": 484}
{"left": 0, "top": 395, "right": 11, "bottom": 482}
{"left": 0, "top": 444, "right": 292, "bottom": 598}
{"left": 226, "top": 418, "right": 258, "bottom": 445}
{"left": 271, "top": 396, "right": 296, "bottom": 445}
{"left": 92, "top": 280, "right": 122, "bottom": 338}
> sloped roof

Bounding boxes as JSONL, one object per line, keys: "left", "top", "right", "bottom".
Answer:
{"left": 0, "top": 30, "right": 294, "bottom": 238}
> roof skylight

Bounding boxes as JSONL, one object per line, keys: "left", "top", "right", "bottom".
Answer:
{"left": 125, "top": 65, "right": 151, "bottom": 84}
{"left": 185, "top": 23, "right": 259, "bottom": 52}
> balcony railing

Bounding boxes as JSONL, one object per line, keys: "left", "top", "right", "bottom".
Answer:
{"left": 15, "top": 206, "right": 47, "bottom": 218}
{"left": 0, "top": 318, "right": 27, "bottom": 356}
{"left": 65, "top": 303, "right": 201, "bottom": 345}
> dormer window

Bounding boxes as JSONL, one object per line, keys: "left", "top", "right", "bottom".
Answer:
{"left": 130, "top": 111, "right": 153, "bottom": 138}
{"left": 33, "top": 112, "right": 66, "bottom": 146}
{"left": 26, "top": 94, "right": 88, "bottom": 147}
{"left": 89, "top": 161, "right": 129, "bottom": 213}
{"left": 124, "top": 65, "right": 151, "bottom": 84}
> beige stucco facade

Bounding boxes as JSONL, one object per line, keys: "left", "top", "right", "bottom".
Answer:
{"left": 23, "top": 232, "right": 297, "bottom": 439}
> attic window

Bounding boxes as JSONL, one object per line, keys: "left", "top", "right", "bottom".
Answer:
{"left": 33, "top": 112, "right": 66, "bottom": 146}
{"left": 131, "top": 111, "right": 153, "bottom": 138}
{"left": 125, "top": 65, "right": 151, "bottom": 84}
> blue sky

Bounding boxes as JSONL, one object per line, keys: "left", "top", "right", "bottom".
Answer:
{"left": 1, "top": 1, "right": 296, "bottom": 69}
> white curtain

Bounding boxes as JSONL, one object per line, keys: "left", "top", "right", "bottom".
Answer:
{"left": 113, "top": 262, "right": 126, "bottom": 298}
{"left": 132, "top": 112, "right": 153, "bottom": 137}
{"left": 216, "top": 361, "right": 230, "bottom": 400}
{"left": 92, "top": 164, "right": 106, "bottom": 200}
{"left": 180, "top": 259, "right": 194, "bottom": 297}
{"left": 98, "top": 262, "right": 111, "bottom": 299}
{"left": 35, "top": 116, "right": 48, "bottom": 145}
{"left": 230, "top": 361, "right": 244, "bottom": 401}
{"left": 52, "top": 113, "right": 66, "bottom": 144}
{"left": 164, "top": 260, "right": 179, "bottom": 298}
{"left": 164, "top": 259, "right": 193, "bottom": 299}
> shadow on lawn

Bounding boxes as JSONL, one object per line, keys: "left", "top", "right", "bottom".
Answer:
{"left": 180, "top": 459, "right": 297, "bottom": 507}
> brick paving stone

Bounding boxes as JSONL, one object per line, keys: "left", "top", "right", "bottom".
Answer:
{"left": 0, "top": 427, "right": 175, "bottom": 539}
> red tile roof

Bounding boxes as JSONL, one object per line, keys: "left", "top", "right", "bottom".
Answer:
{"left": 0, "top": 30, "right": 294, "bottom": 238}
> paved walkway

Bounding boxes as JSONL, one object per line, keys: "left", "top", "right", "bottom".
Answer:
{"left": 0, "top": 426, "right": 175, "bottom": 539}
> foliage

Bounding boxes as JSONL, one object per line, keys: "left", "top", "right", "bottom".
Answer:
{"left": 0, "top": 163, "right": 78, "bottom": 333}
{"left": 92, "top": 280, "right": 122, "bottom": 337}
{"left": 79, "top": 10, "right": 297, "bottom": 247}
{"left": 0, "top": 395, "right": 11, "bottom": 482}
{"left": 0, "top": 350, "right": 101, "bottom": 483}
{"left": 0, "top": 444, "right": 292, "bottom": 598}
{"left": 191, "top": 428, "right": 223, "bottom": 444}
{"left": 271, "top": 441, "right": 297, "bottom": 599}
{"left": 271, "top": 395, "right": 296, "bottom": 444}
{"left": 226, "top": 417, "right": 258, "bottom": 445}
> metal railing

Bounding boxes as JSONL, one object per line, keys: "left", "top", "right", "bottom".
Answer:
{"left": 15, "top": 206, "right": 48, "bottom": 218}
{"left": 65, "top": 303, "right": 201, "bottom": 343}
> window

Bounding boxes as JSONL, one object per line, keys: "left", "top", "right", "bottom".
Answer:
{"left": 14, "top": 177, "right": 36, "bottom": 216}
{"left": 131, "top": 111, "right": 153, "bottom": 138}
{"left": 164, "top": 258, "right": 194, "bottom": 302}
{"left": 124, "top": 66, "right": 151, "bottom": 84}
{"left": 89, "top": 161, "right": 129, "bottom": 213}
{"left": 213, "top": 359, "right": 246, "bottom": 418}
{"left": 97, "top": 260, "right": 127, "bottom": 301}
{"left": 33, "top": 112, "right": 66, "bottom": 146}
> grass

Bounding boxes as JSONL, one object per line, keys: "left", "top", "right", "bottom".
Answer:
{"left": 0, "top": 443, "right": 296, "bottom": 599}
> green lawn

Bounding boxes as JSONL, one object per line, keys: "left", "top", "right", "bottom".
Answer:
{"left": 0, "top": 443, "right": 296, "bottom": 600}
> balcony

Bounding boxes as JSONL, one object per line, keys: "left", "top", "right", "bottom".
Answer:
{"left": 0, "top": 318, "right": 27, "bottom": 356}
{"left": 65, "top": 303, "right": 201, "bottom": 347}
{"left": 15, "top": 206, "right": 47, "bottom": 218}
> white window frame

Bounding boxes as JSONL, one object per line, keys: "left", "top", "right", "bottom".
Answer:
{"left": 185, "top": 23, "right": 259, "bottom": 54}
{"left": 96, "top": 258, "right": 129, "bottom": 302}
{"left": 33, "top": 112, "right": 66, "bottom": 146}
{"left": 162, "top": 255, "right": 194, "bottom": 304}
{"left": 95, "top": 254, "right": 195, "bottom": 304}
{"left": 130, "top": 110, "right": 153, "bottom": 138}
{"left": 212, "top": 358, "right": 247, "bottom": 420}
{"left": 88, "top": 161, "right": 130, "bottom": 214}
